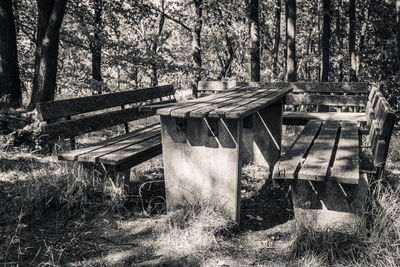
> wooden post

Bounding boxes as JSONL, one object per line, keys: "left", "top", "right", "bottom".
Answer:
{"left": 161, "top": 115, "right": 242, "bottom": 221}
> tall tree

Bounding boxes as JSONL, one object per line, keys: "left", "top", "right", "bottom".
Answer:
{"left": 273, "top": 0, "right": 281, "bottom": 77}
{"left": 0, "top": 0, "right": 22, "bottom": 108}
{"left": 151, "top": 0, "right": 166, "bottom": 86}
{"left": 249, "top": 0, "right": 260, "bottom": 81}
{"left": 286, "top": 0, "right": 296, "bottom": 81}
{"left": 356, "top": 0, "right": 373, "bottom": 77}
{"left": 320, "top": 0, "right": 331, "bottom": 81}
{"left": 335, "top": 0, "right": 344, "bottom": 81}
{"left": 349, "top": 0, "right": 357, "bottom": 81}
{"left": 90, "top": 0, "right": 103, "bottom": 94}
{"left": 29, "top": 0, "right": 67, "bottom": 109}
{"left": 396, "top": 0, "right": 400, "bottom": 68}
{"left": 192, "top": 0, "right": 202, "bottom": 97}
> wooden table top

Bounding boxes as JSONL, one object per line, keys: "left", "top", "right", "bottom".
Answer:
{"left": 156, "top": 84, "right": 292, "bottom": 119}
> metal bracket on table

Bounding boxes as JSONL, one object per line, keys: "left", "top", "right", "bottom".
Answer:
{"left": 176, "top": 118, "right": 186, "bottom": 131}
{"left": 207, "top": 118, "right": 219, "bottom": 137}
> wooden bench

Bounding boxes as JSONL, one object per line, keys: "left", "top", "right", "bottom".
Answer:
{"left": 36, "top": 85, "right": 175, "bottom": 183}
{"left": 272, "top": 82, "right": 396, "bottom": 229}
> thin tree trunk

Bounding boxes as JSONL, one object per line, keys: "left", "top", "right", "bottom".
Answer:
{"left": 349, "top": 0, "right": 357, "bottom": 81}
{"left": 151, "top": 1, "right": 165, "bottom": 86}
{"left": 273, "top": 0, "right": 281, "bottom": 77}
{"left": 320, "top": 0, "right": 331, "bottom": 81}
{"left": 286, "top": 0, "right": 296, "bottom": 81}
{"left": 192, "top": 0, "right": 202, "bottom": 98}
{"left": 0, "top": 0, "right": 22, "bottom": 108}
{"left": 336, "top": 0, "right": 343, "bottom": 81}
{"left": 29, "top": 0, "right": 67, "bottom": 109}
{"left": 90, "top": 0, "right": 102, "bottom": 94}
{"left": 396, "top": 0, "right": 399, "bottom": 70}
{"left": 249, "top": 0, "right": 260, "bottom": 82}
{"left": 356, "top": 0, "right": 372, "bottom": 78}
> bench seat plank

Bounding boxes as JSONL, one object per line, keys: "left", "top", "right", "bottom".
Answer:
{"left": 58, "top": 123, "right": 161, "bottom": 161}
{"left": 77, "top": 127, "right": 161, "bottom": 163}
{"left": 272, "top": 120, "right": 323, "bottom": 179}
{"left": 286, "top": 94, "right": 367, "bottom": 106}
{"left": 283, "top": 111, "right": 366, "bottom": 125}
{"left": 298, "top": 120, "right": 340, "bottom": 181}
{"left": 330, "top": 122, "right": 360, "bottom": 184}
{"left": 99, "top": 135, "right": 161, "bottom": 169}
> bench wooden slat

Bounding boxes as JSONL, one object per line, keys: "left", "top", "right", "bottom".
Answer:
{"left": 298, "top": 120, "right": 340, "bottom": 181}
{"left": 283, "top": 111, "right": 366, "bottom": 125}
{"left": 225, "top": 87, "right": 292, "bottom": 119}
{"left": 37, "top": 85, "right": 174, "bottom": 121}
{"left": 290, "top": 82, "right": 368, "bottom": 93}
{"left": 272, "top": 120, "right": 323, "bottom": 179}
{"left": 99, "top": 135, "right": 161, "bottom": 166}
{"left": 77, "top": 127, "right": 160, "bottom": 163}
{"left": 286, "top": 94, "right": 367, "bottom": 106}
{"left": 41, "top": 107, "right": 155, "bottom": 138}
{"left": 58, "top": 123, "right": 160, "bottom": 161}
{"left": 330, "top": 122, "right": 359, "bottom": 184}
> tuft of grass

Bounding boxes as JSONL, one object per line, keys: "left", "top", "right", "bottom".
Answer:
{"left": 153, "top": 195, "right": 235, "bottom": 261}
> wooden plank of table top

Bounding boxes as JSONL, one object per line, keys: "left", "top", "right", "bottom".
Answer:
{"left": 58, "top": 123, "right": 160, "bottom": 161}
{"left": 99, "top": 135, "right": 161, "bottom": 166}
{"left": 298, "top": 120, "right": 340, "bottom": 181}
{"left": 330, "top": 122, "right": 359, "bottom": 184}
{"left": 225, "top": 87, "right": 292, "bottom": 119}
{"left": 156, "top": 90, "right": 239, "bottom": 116}
{"left": 77, "top": 127, "right": 160, "bottom": 163}
{"left": 272, "top": 120, "right": 322, "bottom": 179}
{"left": 170, "top": 90, "right": 248, "bottom": 118}
{"left": 190, "top": 87, "right": 267, "bottom": 118}
{"left": 208, "top": 87, "right": 278, "bottom": 118}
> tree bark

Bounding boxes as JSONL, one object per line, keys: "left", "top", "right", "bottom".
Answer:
{"left": 335, "top": 0, "right": 343, "bottom": 81}
{"left": 273, "top": 0, "right": 281, "bottom": 77}
{"left": 0, "top": 0, "right": 22, "bottom": 108}
{"left": 286, "top": 0, "right": 296, "bottom": 81}
{"left": 90, "top": 0, "right": 102, "bottom": 94}
{"left": 356, "top": 0, "right": 372, "bottom": 77}
{"left": 29, "top": 0, "right": 67, "bottom": 110}
{"left": 192, "top": 0, "right": 202, "bottom": 98}
{"left": 396, "top": 0, "right": 400, "bottom": 69}
{"left": 320, "top": 0, "right": 331, "bottom": 81}
{"left": 349, "top": 0, "right": 357, "bottom": 81}
{"left": 249, "top": 0, "right": 260, "bottom": 82}
{"left": 151, "top": 1, "right": 165, "bottom": 86}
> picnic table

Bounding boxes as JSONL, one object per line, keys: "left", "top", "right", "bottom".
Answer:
{"left": 157, "top": 84, "right": 292, "bottom": 221}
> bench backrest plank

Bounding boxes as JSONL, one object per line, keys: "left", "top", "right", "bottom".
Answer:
{"left": 37, "top": 85, "right": 174, "bottom": 121}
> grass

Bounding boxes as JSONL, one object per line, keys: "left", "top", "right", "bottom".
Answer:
{"left": 1, "top": 124, "right": 400, "bottom": 266}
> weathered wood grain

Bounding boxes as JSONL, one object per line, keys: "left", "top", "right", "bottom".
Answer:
{"left": 298, "top": 120, "right": 340, "bottom": 181}
{"left": 272, "top": 120, "right": 322, "bottom": 179}
{"left": 77, "top": 127, "right": 160, "bottom": 163}
{"left": 290, "top": 82, "right": 368, "bottom": 93}
{"left": 283, "top": 111, "right": 366, "bottom": 124}
{"left": 286, "top": 94, "right": 367, "bottom": 106}
{"left": 58, "top": 123, "right": 160, "bottom": 161}
{"left": 41, "top": 107, "right": 155, "bottom": 138}
{"left": 37, "top": 85, "right": 174, "bottom": 121}
{"left": 330, "top": 122, "right": 359, "bottom": 184}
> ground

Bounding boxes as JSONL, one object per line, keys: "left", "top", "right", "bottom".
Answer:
{"left": 1, "top": 125, "right": 399, "bottom": 266}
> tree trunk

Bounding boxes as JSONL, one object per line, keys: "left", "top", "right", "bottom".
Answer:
{"left": 320, "top": 0, "right": 331, "bottom": 82}
{"left": 273, "top": 0, "right": 281, "bottom": 77}
{"left": 349, "top": 0, "right": 357, "bottom": 81}
{"left": 192, "top": 0, "right": 202, "bottom": 98}
{"left": 29, "top": 0, "right": 67, "bottom": 110}
{"left": 396, "top": 0, "right": 399, "bottom": 70}
{"left": 286, "top": 0, "right": 296, "bottom": 81}
{"left": 0, "top": 0, "right": 22, "bottom": 108}
{"left": 356, "top": 0, "right": 372, "bottom": 78}
{"left": 151, "top": 1, "right": 165, "bottom": 86}
{"left": 90, "top": 0, "right": 102, "bottom": 94}
{"left": 336, "top": 0, "right": 343, "bottom": 81}
{"left": 249, "top": 0, "right": 260, "bottom": 82}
